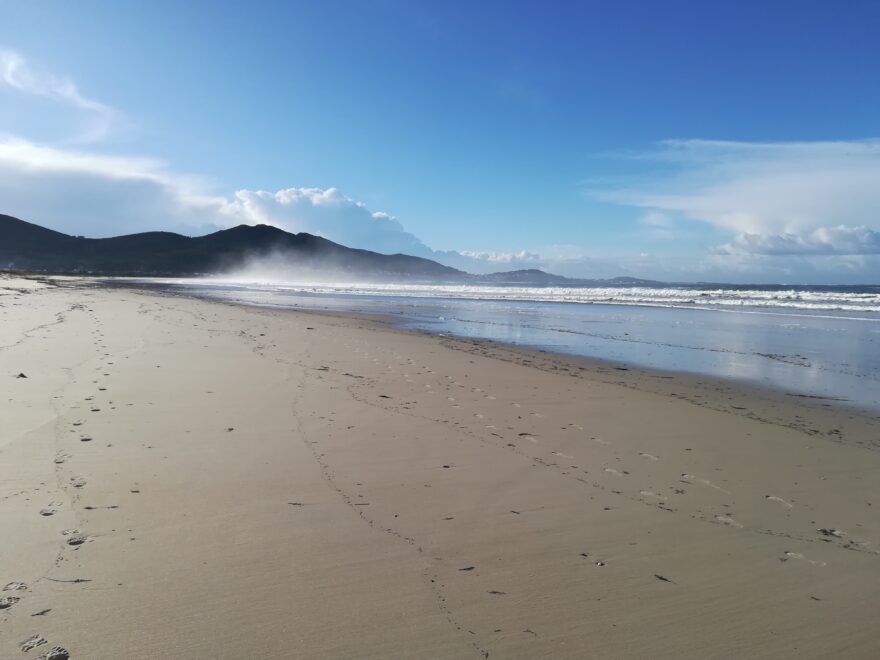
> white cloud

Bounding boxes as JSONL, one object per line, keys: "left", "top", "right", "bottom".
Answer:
{"left": 228, "top": 187, "right": 434, "bottom": 257}
{"left": 459, "top": 250, "right": 541, "bottom": 264}
{"left": 0, "top": 138, "right": 227, "bottom": 237}
{"left": 715, "top": 225, "right": 880, "bottom": 256}
{"left": 600, "top": 139, "right": 880, "bottom": 257}
{"left": 0, "top": 49, "right": 121, "bottom": 142}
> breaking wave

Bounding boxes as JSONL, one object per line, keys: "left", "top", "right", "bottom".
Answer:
{"left": 172, "top": 280, "right": 880, "bottom": 317}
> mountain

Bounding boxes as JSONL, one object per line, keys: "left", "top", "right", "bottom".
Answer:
{"left": 0, "top": 214, "right": 464, "bottom": 281}
{"left": 474, "top": 268, "right": 575, "bottom": 286}
{"left": 0, "top": 214, "right": 661, "bottom": 286}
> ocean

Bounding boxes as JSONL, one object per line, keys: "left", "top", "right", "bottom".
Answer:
{"left": 142, "top": 279, "right": 880, "bottom": 412}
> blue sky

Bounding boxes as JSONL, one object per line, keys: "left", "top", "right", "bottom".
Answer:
{"left": 1, "top": 0, "right": 879, "bottom": 282}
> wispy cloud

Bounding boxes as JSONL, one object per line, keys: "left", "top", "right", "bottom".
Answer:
{"left": 0, "top": 49, "right": 121, "bottom": 142}
{"left": 0, "top": 137, "right": 227, "bottom": 237}
{"left": 598, "top": 139, "right": 880, "bottom": 256}
{"left": 638, "top": 211, "right": 675, "bottom": 239}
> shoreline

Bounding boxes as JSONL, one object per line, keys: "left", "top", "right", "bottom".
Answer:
{"left": 3, "top": 274, "right": 880, "bottom": 659}
{"left": 109, "top": 276, "right": 880, "bottom": 440}
{"left": 104, "top": 276, "right": 880, "bottom": 415}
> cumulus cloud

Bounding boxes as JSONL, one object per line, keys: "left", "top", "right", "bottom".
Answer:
{"left": 0, "top": 49, "right": 121, "bottom": 142}
{"left": 229, "top": 188, "right": 434, "bottom": 257}
{"left": 600, "top": 139, "right": 880, "bottom": 257}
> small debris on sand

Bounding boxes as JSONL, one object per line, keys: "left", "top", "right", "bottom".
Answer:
{"left": 817, "top": 528, "right": 844, "bottom": 538}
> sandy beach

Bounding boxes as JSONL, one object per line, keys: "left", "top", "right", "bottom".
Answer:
{"left": 2, "top": 273, "right": 879, "bottom": 659}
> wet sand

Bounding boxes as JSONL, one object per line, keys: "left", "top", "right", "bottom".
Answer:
{"left": 2, "top": 274, "right": 879, "bottom": 659}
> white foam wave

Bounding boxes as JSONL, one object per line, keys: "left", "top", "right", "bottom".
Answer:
{"left": 149, "top": 278, "right": 880, "bottom": 317}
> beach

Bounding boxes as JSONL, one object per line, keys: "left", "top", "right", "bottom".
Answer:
{"left": 2, "top": 273, "right": 880, "bottom": 659}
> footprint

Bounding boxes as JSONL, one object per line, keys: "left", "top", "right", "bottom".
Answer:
{"left": 40, "top": 501, "right": 62, "bottom": 517}
{"left": 0, "top": 596, "right": 20, "bottom": 609}
{"left": 45, "top": 647, "right": 71, "bottom": 660}
{"left": 714, "top": 515, "right": 743, "bottom": 528}
{"left": 765, "top": 495, "right": 793, "bottom": 509}
{"left": 782, "top": 551, "right": 826, "bottom": 567}
{"left": 604, "top": 468, "right": 624, "bottom": 477}
{"left": 69, "top": 476, "right": 86, "bottom": 488}
{"left": 639, "top": 452, "right": 659, "bottom": 461}
{"left": 65, "top": 534, "right": 88, "bottom": 546}
{"left": 20, "top": 635, "right": 47, "bottom": 652}
{"left": 592, "top": 437, "right": 611, "bottom": 446}
{"left": 640, "top": 490, "right": 668, "bottom": 501}
{"left": 4, "top": 581, "right": 27, "bottom": 591}
{"left": 552, "top": 451, "right": 574, "bottom": 459}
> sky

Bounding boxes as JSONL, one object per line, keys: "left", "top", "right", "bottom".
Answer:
{"left": 1, "top": 0, "right": 879, "bottom": 283}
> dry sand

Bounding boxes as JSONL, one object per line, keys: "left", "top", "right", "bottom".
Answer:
{"left": 2, "top": 273, "right": 879, "bottom": 659}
